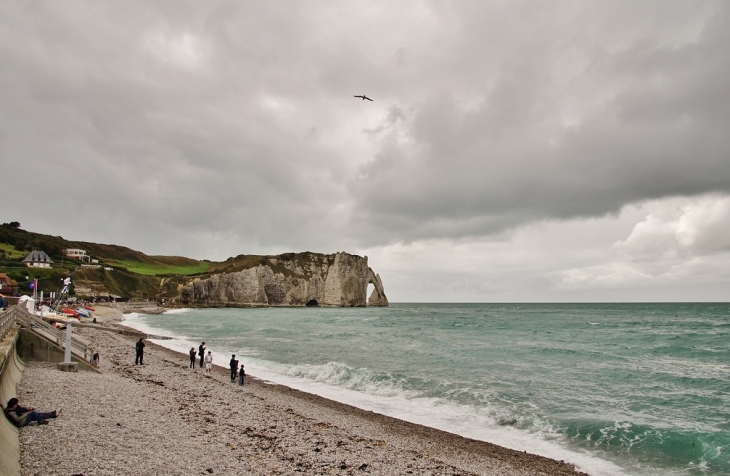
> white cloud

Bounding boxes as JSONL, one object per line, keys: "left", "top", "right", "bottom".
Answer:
{"left": 676, "top": 196, "right": 730, "bottom": 253}
{"left": 361, "top": 195, "right": 730, "bottom": 301}
{"left": 145, "top": 31, "right": 208, "bottom": 71}
{"left": 616, "top": 195, "right": 730, "bottom": 258}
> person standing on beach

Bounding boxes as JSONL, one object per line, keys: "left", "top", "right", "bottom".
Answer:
{"left": 204, "top": 351, "right": 213, "bottom": 375}
{"left": 229, "top": 355, "right": 238, "bottom": 382}
{"left": 189, "top": 347, "right": 196, "bottom": 368}
{"left": 135, "top": 337, "right": 145, "bottom": 365}
{"left": 238, "top": 364, "right": 245, "bottom": 386}
{"left": 92, "top": 352, "right": 100, "bottom": 368}
{"left": 198, "top": 342, "right": 205, "bottom": 368}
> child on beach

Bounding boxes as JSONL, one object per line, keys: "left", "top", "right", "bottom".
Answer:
{"left": 204, "top": 351, "right": 213, "bottom": 374}
{"left": 238, "top": 364, "right": 245, "bottom": 386}
{"left": 92, "top": 352, "right": 100, "bottom": 368}
{"left": 189, "top": 348, "right": 196, "bottom": 369}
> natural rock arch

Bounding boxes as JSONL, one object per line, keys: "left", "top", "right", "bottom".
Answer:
{"left": 178, "top": 252, "right": 388, "bottom": 308}
{"left": 366, "top": 268, "right": 388, "bottom": 307}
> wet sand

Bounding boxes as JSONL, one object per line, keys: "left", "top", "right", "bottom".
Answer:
{"left": 16, "top": 305, "right": 587, "bottom": 475}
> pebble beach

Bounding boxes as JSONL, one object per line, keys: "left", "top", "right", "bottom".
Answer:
{"left": 15, "top": 306, "right": 587, "bottom": 475}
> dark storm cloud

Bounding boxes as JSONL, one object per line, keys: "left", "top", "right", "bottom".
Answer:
{"left": 0, "top": 1, "right": 358, "bottom": 255}
{"left": 350, "top": 2, "right": 730, "bottom": 245}
{"left": 0, "top": 0, "right": 726, "bottom": 260}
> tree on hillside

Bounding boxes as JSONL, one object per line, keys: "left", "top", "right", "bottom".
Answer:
{"left": 38, "top": 240, "right": 63, "bottom": 259}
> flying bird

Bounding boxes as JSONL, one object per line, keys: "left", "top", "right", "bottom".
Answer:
{"left": 354, "top": 95, "right": 373, "bottom": 101}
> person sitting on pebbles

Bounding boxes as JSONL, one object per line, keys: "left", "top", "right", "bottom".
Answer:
{"left": 3, "top": 398, "right": 60, "bottom": 427}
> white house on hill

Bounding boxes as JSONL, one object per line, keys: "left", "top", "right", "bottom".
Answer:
{"left": 22, "top": 250, "right": 53, "bottom": 268}
{"left": 64, "top": 248, "right": 90, "bottom": 262}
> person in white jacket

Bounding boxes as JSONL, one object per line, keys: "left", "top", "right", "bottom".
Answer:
{"left": 204, "top": 351, "right": 213, "bottom": 375}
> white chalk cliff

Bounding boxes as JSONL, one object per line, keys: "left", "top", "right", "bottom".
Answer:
{"left": 177, "top": 252, "right": 388, "bottom": 307}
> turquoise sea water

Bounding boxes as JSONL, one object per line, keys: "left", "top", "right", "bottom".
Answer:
{"left": 123, "top": 303, "right": 730, "bottom": 475}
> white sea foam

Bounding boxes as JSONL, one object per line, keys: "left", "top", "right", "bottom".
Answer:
{"left": 121, "top": 313, "right": 627, "bottom": 476}
{"left": 163, "top": 308, "right": 192, "bottom": 315}
{"left": 122, "top": 313, "right": 199, "bottom": 353}
{"left": 636, "top": 355, "right": 730, "bottom": 381}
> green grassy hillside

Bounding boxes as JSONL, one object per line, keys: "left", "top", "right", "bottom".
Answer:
{"left": 207, "top": 252, "right": 334, "bottom": 277}
{"left": 105, "top": 259, "right": 213, "bottom": 276}
{"left": 0, "top": 222, "right": 215, "bottom": 299}
{"left": 0, "top": 222, "right": 337, "bottom": 301}
{"left": 0, "top": 242, "right": 26, "bottom": 259}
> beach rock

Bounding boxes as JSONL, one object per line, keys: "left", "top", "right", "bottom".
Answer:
{"left": 177, "top": 252, "right": 388, "bottom": 308}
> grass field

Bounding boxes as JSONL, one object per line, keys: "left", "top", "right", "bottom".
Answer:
{"left": 0, "top": 243, "right": 27, "bottom": 259}
{"left": 107, "top": 260, "right": 214, "bottom": 276}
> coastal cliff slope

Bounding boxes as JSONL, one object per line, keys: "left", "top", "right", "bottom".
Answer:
{"left": 177, "top": 251, "right": 388, "bottom": 307}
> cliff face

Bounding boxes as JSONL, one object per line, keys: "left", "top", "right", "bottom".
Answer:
{"left": 177, "top": 252, "right": 388, "bottom": 308}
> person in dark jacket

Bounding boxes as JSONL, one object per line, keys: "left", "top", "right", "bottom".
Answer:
{"left": 189, "top": 347, "right": 196, "bottom": 368}
{"left": 135, "top": 337, "right": 145, "bottom": 365}
{"left": 3, "top": 398, "right": 59, "bottom": 427}
{"left": 238, "top": 364, "right": 245, "bottom": 386}
{"left": 229, "top": 355, "right": 238, "bottom": 382}
{"left": 198, "top": 342, "right": 206, "bottom": 368}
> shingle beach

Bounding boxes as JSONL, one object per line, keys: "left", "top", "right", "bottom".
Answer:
{"left": 15, "top": 306, "right": 587, "bottom": 476}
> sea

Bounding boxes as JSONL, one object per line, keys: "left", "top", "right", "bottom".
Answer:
{"left": 122, "top": 303, "right": 729, "bottom": 476}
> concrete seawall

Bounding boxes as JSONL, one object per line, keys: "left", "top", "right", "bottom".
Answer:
{"left": 0, "top": 307, "right": 97, "bottom": 476}
{"left": 16, "top": 329, "right": 97, "bottom": 371}
{"left": 0, "top": 325, "right": 25, "bottom": 476}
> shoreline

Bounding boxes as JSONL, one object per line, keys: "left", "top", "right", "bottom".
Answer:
{"left": 16, "top": 305, "right": 588, "bottom": 475}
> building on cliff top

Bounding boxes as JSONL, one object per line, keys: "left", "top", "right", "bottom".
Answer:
{"left": 64, "top": 248, "right": 91, "bottom": 262}
{"left": 22, "top": 250, "right": 53, "bottom": 268}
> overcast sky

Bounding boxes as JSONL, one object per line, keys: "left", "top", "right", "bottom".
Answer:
{"left": 2, "top": 1, "right": 729, "bottom": 302}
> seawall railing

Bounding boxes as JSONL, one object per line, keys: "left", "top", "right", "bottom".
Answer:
{"left": 0, "top": 306, "right": 93, "bottom": 362}
{"left": 0, "top": 307, "right": 16, "bottom": 340}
